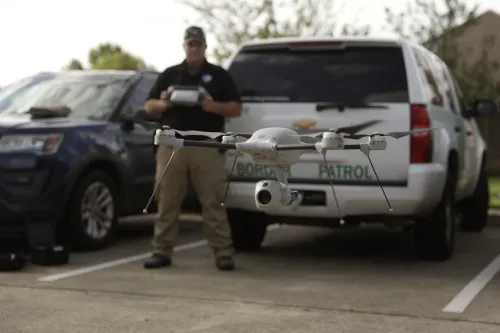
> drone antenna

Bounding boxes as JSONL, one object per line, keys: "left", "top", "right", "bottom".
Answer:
{"left": 321, "top": 152, "right": 345, "bottom": 225}
{"left": 220, "top": 152, "right": 239, "bottom": 207}
{"left": 360, "top": 146, "right": 393, "bottom": 212}
{"left": 143, "top": 148, "right": 178, "bottom": 214}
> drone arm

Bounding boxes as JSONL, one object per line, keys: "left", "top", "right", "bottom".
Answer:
{"left": 183, "top": 140, "right": 237, "bottom": 150}
{"left": 154, "top": 129, "right": 237, "bottom": 150}
{"left": 276, "top": 144, "right": 315, "bottom": 151}
{"left": 344, "top": 144, "right": 362, "bottom": 150}
{"left": 275, "top": 143, "right": 362, "bottom": 151}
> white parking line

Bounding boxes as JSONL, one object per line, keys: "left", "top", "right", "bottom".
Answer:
{"left": 37, "top": 224, "right": 283, "bottom": 282}
{"left": 442, "top": 254, "right": 500, "bottom": 313}
{"left": 37, "top": 240, "right": 207, "bottom": 282}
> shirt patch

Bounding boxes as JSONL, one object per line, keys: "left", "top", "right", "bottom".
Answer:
{"left": 201, "top": 74, "right": 212, "bottom": 83}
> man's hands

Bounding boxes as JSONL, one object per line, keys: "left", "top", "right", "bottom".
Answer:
{"left": 201, "top": 93, "right": 242, "bottom": 117}
{"left": 201, "top": 93, "right": 218, "bottom": 113}
{"left": 146, "top": 89, "right": 241, "bottom": 117}
{"left": 157, "top": 90, "right": 170, "bottom": 110}
{"left": 145, "top": 90, "right": 170, "bottom": 114}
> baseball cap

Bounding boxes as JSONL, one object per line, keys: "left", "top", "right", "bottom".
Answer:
{"left": 184, "top": 26, "right": 206, "bottom": 45}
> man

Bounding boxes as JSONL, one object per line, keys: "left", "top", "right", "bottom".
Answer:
{"left": 142, "top": 26, "right": 242, "bottom": 271}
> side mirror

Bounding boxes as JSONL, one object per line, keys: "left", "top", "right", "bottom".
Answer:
{"left": 119, "top": 115, "right": 135, "bottom": 132}
{"left": 118, "top": 107, "right": 135, "bottom": 132}
{"left": 467, "top": 99, "right": 499, "bottom": 118}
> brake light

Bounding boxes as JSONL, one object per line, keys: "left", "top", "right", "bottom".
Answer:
{"left": 410, "top": 104, "right": 432, "bottom": 163}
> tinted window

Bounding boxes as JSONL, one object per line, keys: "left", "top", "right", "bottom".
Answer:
{"left": 123, "top": 74, "right": 158, "bottom": 114}
{"left": 0, "top": 74, "right": 129, "bottom": 119}
{"left": 434, "top": 60, "right": 459, "bottom": 113}
{"left": 450, "top": 73, "right": 469, "bottom": 113}
{"left": 0, "top": 73, "right": 56, "bottom": 111}
{"left": 227, "top": 46, "right": 409, "bottom": 103}
{"left": 412, "top": 48, "right": 444, "bottom": 107}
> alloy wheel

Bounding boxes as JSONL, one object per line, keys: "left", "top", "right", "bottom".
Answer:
{"left": 80, "top": 181, "right": 115, "bottom": 240}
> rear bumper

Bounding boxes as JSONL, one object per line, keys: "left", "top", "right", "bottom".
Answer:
{"left": 223, "top": 163, "right": 446, "bottom": 219}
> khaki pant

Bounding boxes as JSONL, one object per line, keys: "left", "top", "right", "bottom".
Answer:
{"left": 152, "top": 143, "right": 233, "bottom": 258}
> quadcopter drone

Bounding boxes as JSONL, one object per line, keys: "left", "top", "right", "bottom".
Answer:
{"left": 134, "top": 117, "right": 437, "bottom": 225}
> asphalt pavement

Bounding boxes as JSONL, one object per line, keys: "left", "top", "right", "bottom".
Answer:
{"left": 1, "top": 213, "right": 500, "bottom": 333}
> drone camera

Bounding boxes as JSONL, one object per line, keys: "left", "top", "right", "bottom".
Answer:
{"left": 368, "top": 135, "right": 387, "bottom": 150}
{"left": 257, "top": 189, "right": 272, "bottom": 205}
{"left": 255, "top": 180, "right": 291, "bottom": 211}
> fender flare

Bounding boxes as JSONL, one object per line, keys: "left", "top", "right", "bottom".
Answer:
{"left": 63, "top": 152, "right": 132, "bottom": 214}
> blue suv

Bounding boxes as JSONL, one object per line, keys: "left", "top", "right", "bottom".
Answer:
{"left": 0, "top": 70, "right": 181, "bottom": 251}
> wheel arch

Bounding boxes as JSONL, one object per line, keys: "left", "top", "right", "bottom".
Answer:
{"left": 64, "top": 155, "right": 130, "bottom": 217}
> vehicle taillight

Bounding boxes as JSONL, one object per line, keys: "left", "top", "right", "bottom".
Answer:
{"left": 410, "top": 104, "right": 432, "bottom": 163}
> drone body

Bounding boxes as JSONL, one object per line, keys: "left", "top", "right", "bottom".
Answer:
{"left": 230, "top": 127, "right": 304, "bottom": 167}
{"left": 138, "top": 120, "right": 437, "bottom": 222}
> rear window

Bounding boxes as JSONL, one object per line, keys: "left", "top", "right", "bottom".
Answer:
{"left": 227, "top": 45, "right": 409, "bottom": 104}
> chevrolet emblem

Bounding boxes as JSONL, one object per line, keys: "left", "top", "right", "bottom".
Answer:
{"left": 292, "top": 119, "right": 317, "bottom": 129}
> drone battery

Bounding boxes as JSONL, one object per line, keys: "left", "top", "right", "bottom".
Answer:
{"left": 0, "top": 251, "right": 26, "bottom": 271}
{"left": 31, "top": 244, "right": 69, "bottom": 266}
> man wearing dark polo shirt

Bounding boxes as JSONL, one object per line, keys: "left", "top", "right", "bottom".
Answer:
{"left": 143, "top": 26, "right": 242, "bottom": 271}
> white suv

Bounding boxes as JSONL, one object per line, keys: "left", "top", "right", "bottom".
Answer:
{"left": 222, "top": 36, "right": 498, "bottom": 261}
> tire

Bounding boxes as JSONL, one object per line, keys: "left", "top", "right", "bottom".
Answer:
{"left": 64, "top": 170, "right": 119, "bottom": 251}
{"left": 228, "top": 209, "right": 269, "bottom": 252}
{"left": 413, "top": 167, "right": 457, "bottom": 261}
{"left": 459, "top": 160, "right": 489, "bottom": 232}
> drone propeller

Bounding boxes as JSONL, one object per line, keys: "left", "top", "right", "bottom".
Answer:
{"left": 174, "top": 130, "right": 252, "bottom": 140}
{"left": 300, "top": 120, "right": 383, "bottom": 139}
{"left": 131, "top": 118, "right": 251, "bottom": 139}
{"left": 343, "top": 128, "right": 437, "bottom": 140}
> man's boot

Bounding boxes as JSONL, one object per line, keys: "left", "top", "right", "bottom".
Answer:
{"left": 215, "top": 256, "right": 235, "bottom": 271}
{"left": 143, "top": 253, "right": 172, "bottom": 269}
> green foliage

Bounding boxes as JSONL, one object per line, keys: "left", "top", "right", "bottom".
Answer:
{"left": 64, "top": 42, "right": 154, "bottom": 71}
{"left": 384, "top": 0, "right": 500, "bottom": 101}
{"left": 177, "top": 0, "right": 371, "bottom": 64}
{"left": 490, "top": 177, "right": 500, "bottom": 208}
{"left": 64, "top": 59, "right": 84, "bottom": 70}
{"left": 88, "top": 43, "right": 147, "bottom": 70}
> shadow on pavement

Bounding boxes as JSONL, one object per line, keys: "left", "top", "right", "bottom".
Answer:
{"left": 115, "top": 217, "right": 202, "bottom": 242}
{"left": 260, "top": 226, "right": 417, "bottom": 261}
{"left": 229, "top": 219, "right": 500, "bottom": 281}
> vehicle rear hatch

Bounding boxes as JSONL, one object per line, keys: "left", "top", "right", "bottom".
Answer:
{"left": 226, "top": 39, "right": 411, "bottom": 186}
